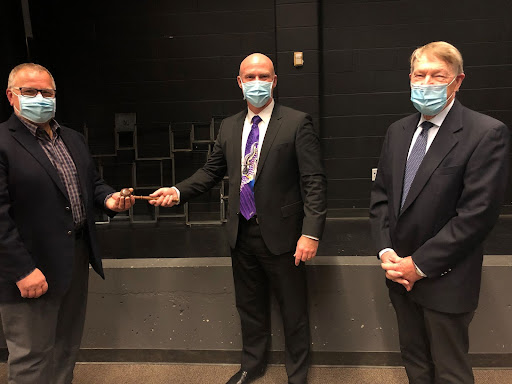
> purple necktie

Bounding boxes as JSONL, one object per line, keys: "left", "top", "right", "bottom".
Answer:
{"left": 240, "top": 115, "right": 262, "bottom": 220}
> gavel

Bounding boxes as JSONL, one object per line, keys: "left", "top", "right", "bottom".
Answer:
{"left": 119, "top": 188, "right": 157, "bottom": 200}
{"left": 119, "top": 188, "right": 178, "bottom": 202}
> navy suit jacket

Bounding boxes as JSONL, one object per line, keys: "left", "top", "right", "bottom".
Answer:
{"left": 0, "top": 114, "right": 116, "bottom": 302}
{"left": 370, "top": 100, "right": 510, "bottom": 313}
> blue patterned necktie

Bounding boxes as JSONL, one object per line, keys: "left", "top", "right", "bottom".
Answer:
{"left": 240, "top": 115, "right": 262, "bottom": 220}
{"left": 401, "top": 121, "right": 434, "bottom": 209}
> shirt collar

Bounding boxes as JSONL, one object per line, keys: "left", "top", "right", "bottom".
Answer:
{"left": 16, "top": 115, "right": 60, "bottom": 138}
{"left": 246, "top": 99, "right": 275, "bottom": 124}
{"left": 418, "top": 99, "right": 455, "bottom": 129}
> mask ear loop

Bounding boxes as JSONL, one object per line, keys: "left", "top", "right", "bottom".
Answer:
{"left": 446, "top": 91, "right": 456, "bottom": 104}
{"left": 446, "top": 75, "right": 459, "bottom": 104}
{"left": 11, "top": 91, "right": 22, "bottom": 114}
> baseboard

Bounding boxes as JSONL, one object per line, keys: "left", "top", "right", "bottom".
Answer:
{"left": 1, "top": 349, "right": 510, "bottom": 367}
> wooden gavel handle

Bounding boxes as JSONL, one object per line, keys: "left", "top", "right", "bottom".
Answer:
{"left": 132, "top": 195, "right": 178, "bottom": 202}
{"left": 133, "top": 195, "right": 157, "bottom": 200}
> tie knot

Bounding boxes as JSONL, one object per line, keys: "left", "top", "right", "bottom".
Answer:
{"left": 252, "top": 115, "right": 262, "bottom": 126}
{"left": 420, "top": 121, "right": 434, "bottom": 132}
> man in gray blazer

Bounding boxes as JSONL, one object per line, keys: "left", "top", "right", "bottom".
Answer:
{"left": 151, "top": 53, "right": 327, "bottom": 384}
{"left": 370, "top": 41, "right": 510, "bottom": 383}
{"left": 0, "top": 63, "right": 134, "bottom": 384}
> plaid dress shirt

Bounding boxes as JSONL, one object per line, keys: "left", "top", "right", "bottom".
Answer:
{"left": 20, "top": 117, "right": 86, "bottom": 228}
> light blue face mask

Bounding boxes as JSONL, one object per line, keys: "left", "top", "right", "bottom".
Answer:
{"left": 15, "top": 93, "right": 56, "bottom": 124}
{"left": 241, "top": 80, "right": 273, "bottom": 108}
{"left": 410, "top": 76, "right": 456, "bottom": 116}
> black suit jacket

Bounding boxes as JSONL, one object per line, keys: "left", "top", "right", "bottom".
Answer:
{"left": 176, "top": 103, "right": 327, "bottom": 255}
{"left": 370, "top": 100, "right": 510, "bottom": 313}
{"left": 0, "top": 114, "right": 116, "bottom": 302}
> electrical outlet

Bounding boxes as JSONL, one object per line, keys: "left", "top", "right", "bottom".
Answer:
{"left": 372, "top": 168, "right": 377, "bottom": 181}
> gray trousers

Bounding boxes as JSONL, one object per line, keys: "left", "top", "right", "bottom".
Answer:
{"left": 0, "top": 236, "right": 90, "bottom": 384}
{"left": 389, "top": 288, "right": 475, "bottom": 384}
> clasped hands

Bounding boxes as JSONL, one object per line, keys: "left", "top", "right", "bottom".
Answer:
{"left": 381, "top": 250, "right": 423, "bottom": 292}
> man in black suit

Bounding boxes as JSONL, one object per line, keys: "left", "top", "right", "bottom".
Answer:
{"left": 370, "top": 41, "right": 510, "bottom": 383}
{"left": 0, "top": 63, "right": 134, "bottom": 384}
{"left": 150, "top": 53, "right": 327, "bottom": 384}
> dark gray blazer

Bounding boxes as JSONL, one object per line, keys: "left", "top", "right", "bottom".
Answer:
{"left": 177, "top": 103, "right": 327, "bottom": 255}
{"left": 370, "top": 100, "right": 510, "bottom": 313}
{"left": 0, "top": 114, "right": 116, "bottom": 302}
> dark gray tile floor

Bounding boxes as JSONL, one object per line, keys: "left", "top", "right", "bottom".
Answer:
{"left": 1, "top": 363, "right": 512, "bottom": 384}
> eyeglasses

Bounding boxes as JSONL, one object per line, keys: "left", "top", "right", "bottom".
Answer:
{"left": 12, "top": 87, "right": 56, "bottom": 98}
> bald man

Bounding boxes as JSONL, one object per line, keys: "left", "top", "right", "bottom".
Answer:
{"left": 151, "top": 53, "right": 327, "bottom": 384}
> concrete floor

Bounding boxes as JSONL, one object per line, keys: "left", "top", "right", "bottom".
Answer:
{"left": 1, "top": 363, "right": 512, "bottom": 383}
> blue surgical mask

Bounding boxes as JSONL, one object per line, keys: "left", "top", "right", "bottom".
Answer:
{"left": 241, "top": 80, "right": 273, "bottom": 108}
{"left": 410, "top": 76, "right": 456, "bottom": 116}
{"left": 15, "top": 93, "right": 56, "bottom": 124}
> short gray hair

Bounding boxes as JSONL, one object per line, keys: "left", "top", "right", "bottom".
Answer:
{"left": 7, "top": 63, "right": 56, "bottom": 89}
{"left": 410, "top": 41, "right": 464, "bottom": 75}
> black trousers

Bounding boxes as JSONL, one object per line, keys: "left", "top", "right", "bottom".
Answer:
{"left": 231, "top": 217, "right": 310, "bottom": 384}
{"left": 389, "top": 289, "right": 475, "bottom": 384}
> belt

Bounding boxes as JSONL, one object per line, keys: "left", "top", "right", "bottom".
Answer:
{"left": 75, "top": 227, "right": 85, "bottom": 239}
{"left": 240, "top": 215, "right": 259, "bottom": 225}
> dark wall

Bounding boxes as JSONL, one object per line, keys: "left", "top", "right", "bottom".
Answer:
{"left": 23, "top": 0, "right": 276, "bottom": 154}
{"left": 0, "top": 1, "right": 27, "bottom": 122}
{"left": 275, "top": 0, "right": 320, "bottom": 122}
{"left": 321, "top": 0, "right": 512, "bottom": 213}
{"left": 3, "top": 0, "right": 512, "bottom": 217}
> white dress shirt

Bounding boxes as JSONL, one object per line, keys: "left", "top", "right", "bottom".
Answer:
{"left": 407, "top": 99, "right": 455, "bottom": 159}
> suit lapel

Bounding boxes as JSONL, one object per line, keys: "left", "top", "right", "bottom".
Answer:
{"left": 399, "top": 102, "right": 463, "bottom": 215}
{"left": 9, "top": 116, "right": 69, "bottom": 200}
{"left": 392, "top": 114, "right": 420, "bottom": 218}
{"left": 60, "top": 128, "right": 89, "bottom": 206}
{"left": 255, "top": 104, "right": 283, "bottom": 183}
{"left": 231, "top": 112, "right": 246, "bottom": 191}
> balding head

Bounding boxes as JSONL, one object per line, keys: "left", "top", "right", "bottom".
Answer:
{"left": 239, "top": 53, "right": 275, "bottom": 77}
{"left": 7, "top": 63, "right": 56, "bottom": 89}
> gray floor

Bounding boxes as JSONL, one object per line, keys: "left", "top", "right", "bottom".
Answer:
{"left": 1, "top": 363, "right": 512, "bottom": 383}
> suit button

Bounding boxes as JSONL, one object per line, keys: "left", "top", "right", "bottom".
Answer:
{"left": 65, "top": 206, "right": 71, "bottom": 211}
{"left": 67, "top": 230, "right": 72, "bottom": 235}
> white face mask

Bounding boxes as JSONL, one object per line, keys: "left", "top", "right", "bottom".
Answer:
{"left": 14, "top": 93, "right": 56, "bottom": 124}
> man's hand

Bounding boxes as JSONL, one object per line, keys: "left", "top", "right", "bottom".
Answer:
{"left": 294, "top": 236, "right": 319, "bottom": 266}
{"left": 149, "top": 188, "right": 179, "bottom": 207}
{"left": 380, "top": 249, "right": 402, "bottom": 264}
{"left": 381, "top": 252, "right": 423, "bottom": 291}
{"left": 106, "top": 189, "right": 136, "bottom": 212}
{"left": 16, "top": 268, "right": 48, "bottom": 298}
{"left": 380, "top": 250, "right": 410, "bottom": 289}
